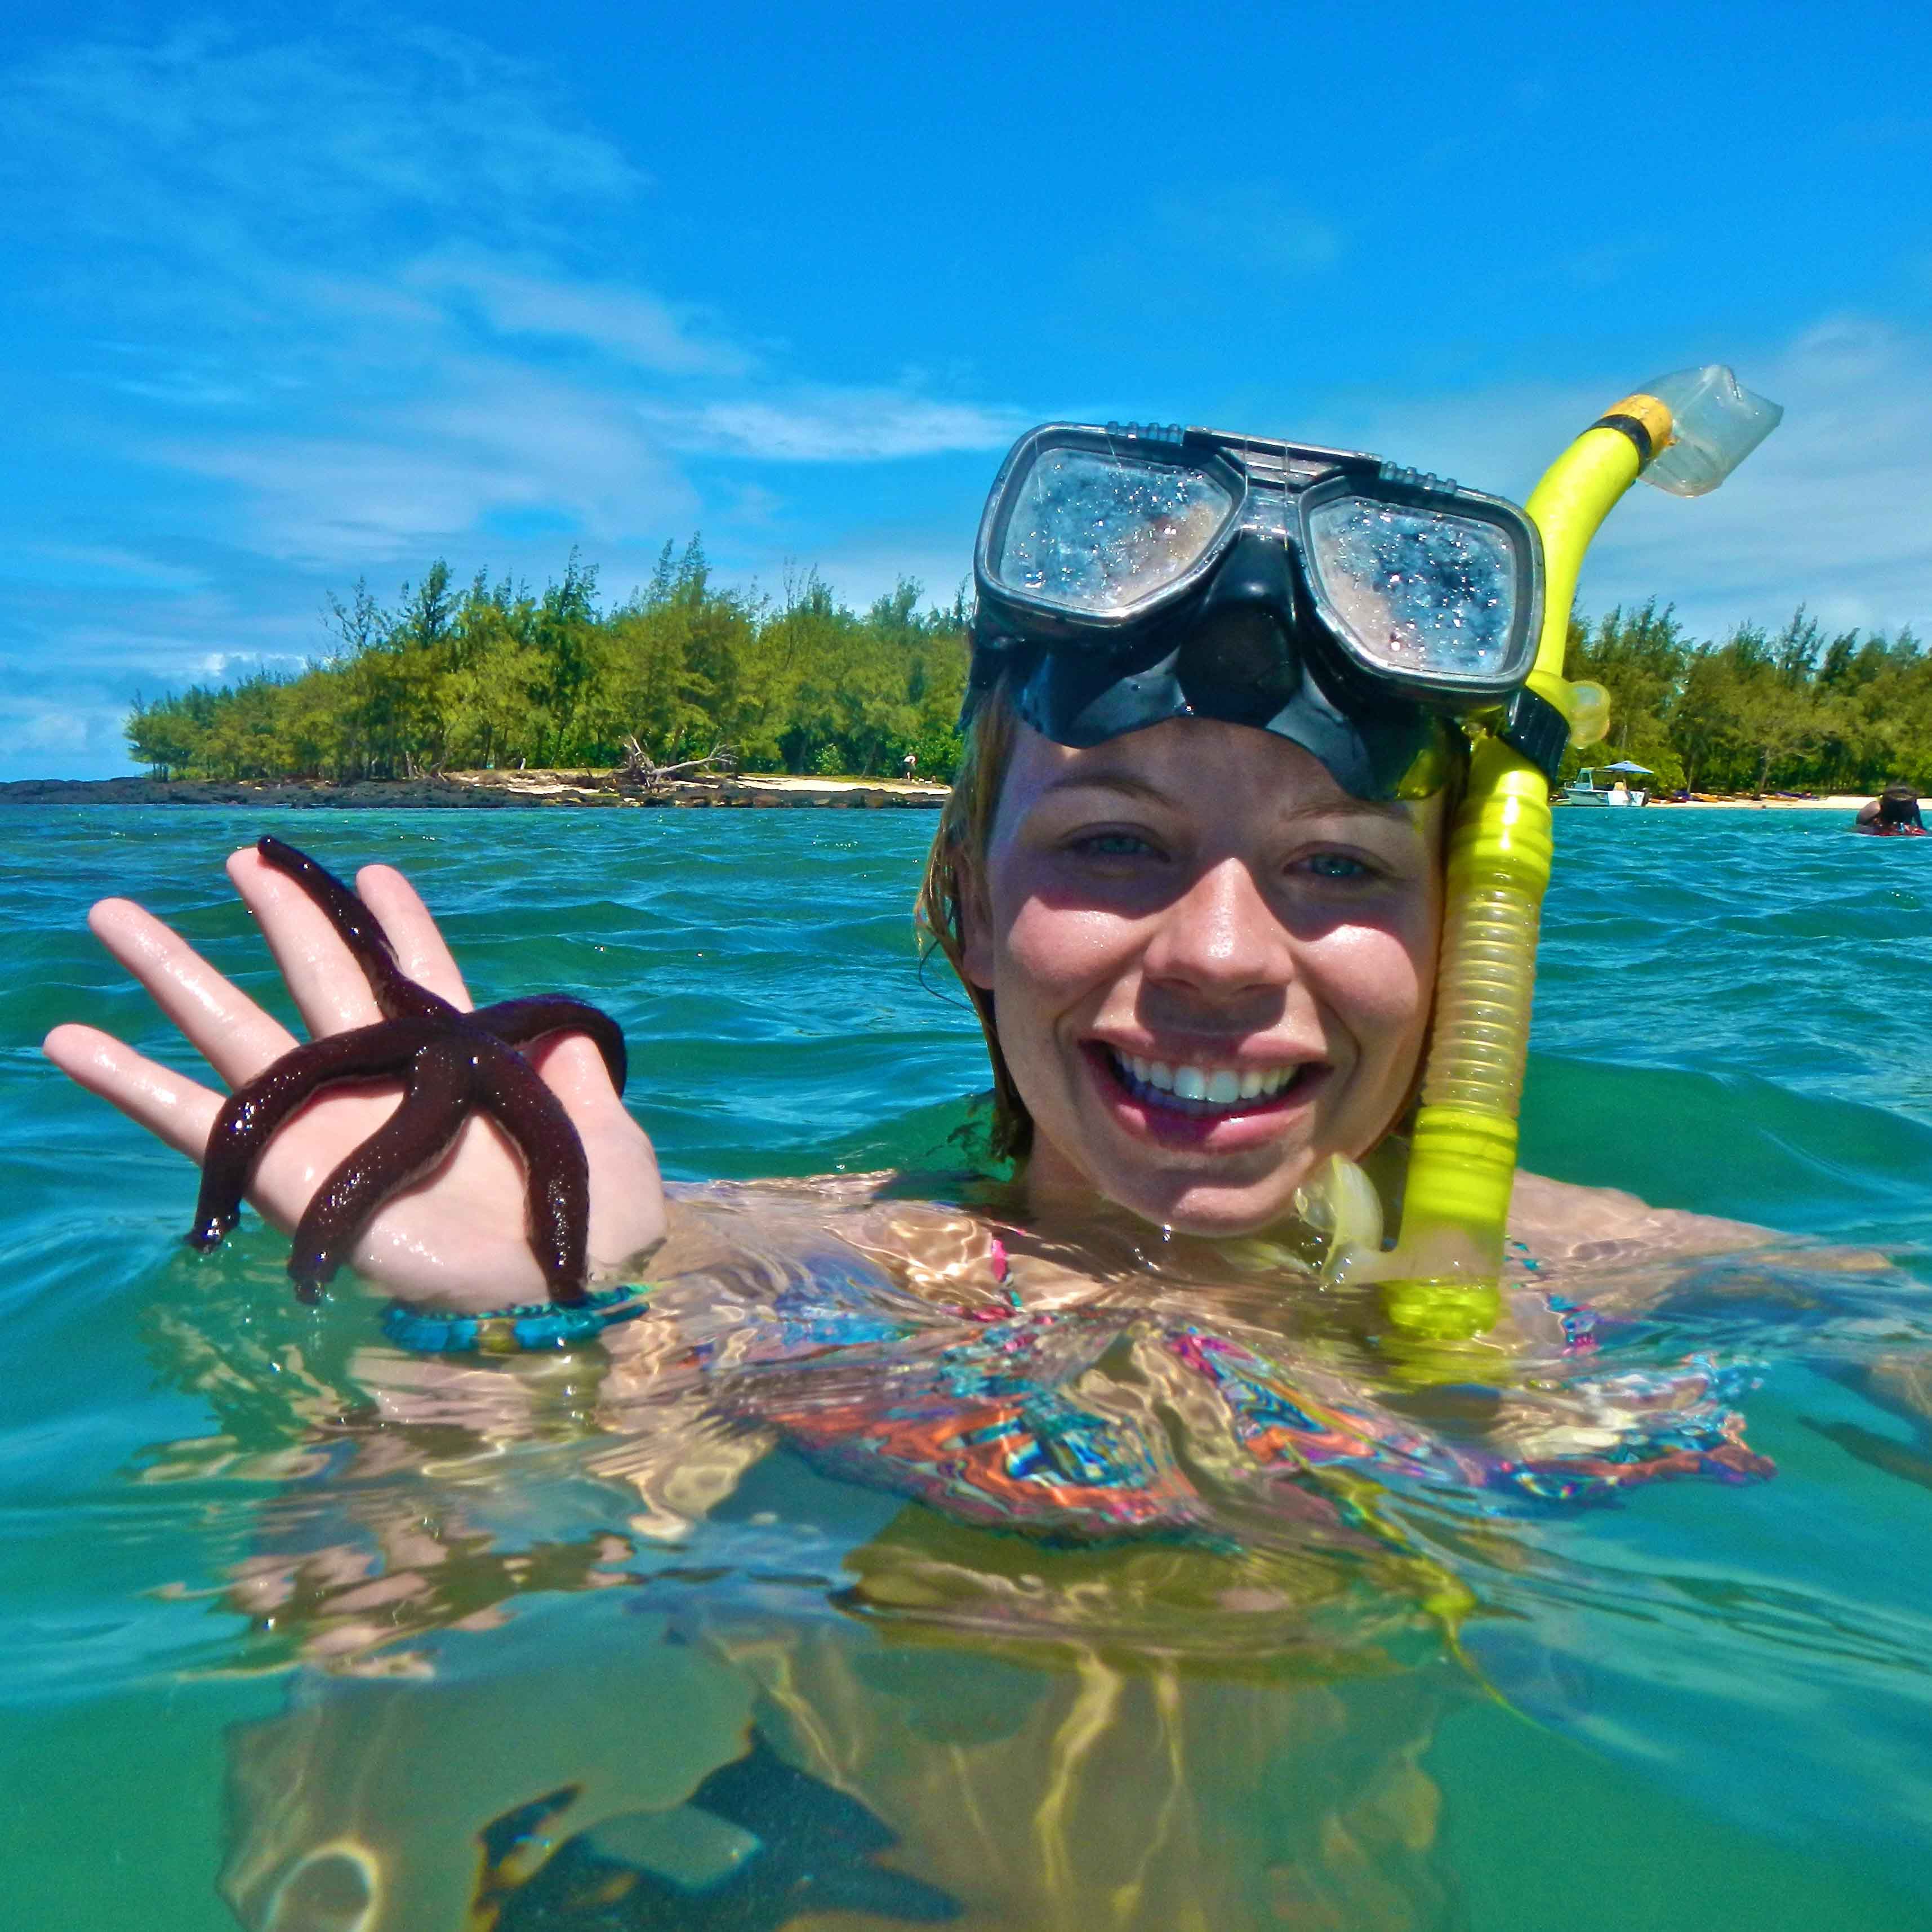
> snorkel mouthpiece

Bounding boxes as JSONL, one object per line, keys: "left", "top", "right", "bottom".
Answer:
{"left": 1360, "top": 367, "right": 1780, "bottom": 1343}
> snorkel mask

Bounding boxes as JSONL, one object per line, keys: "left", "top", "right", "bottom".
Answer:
{"left": 968, "top": 421, "right": 1566, "bottom": 800}
{"left": 965, "top": 371, "right": 1782, "bottom": 1345}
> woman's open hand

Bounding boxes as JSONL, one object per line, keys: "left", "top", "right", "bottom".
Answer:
{"left": 42, "top": 845, "right": 665, "bottom": 1308}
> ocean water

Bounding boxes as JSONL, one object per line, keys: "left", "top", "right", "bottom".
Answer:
{"left": 3, "top": 803, "right": 1931, "bottom": 1929}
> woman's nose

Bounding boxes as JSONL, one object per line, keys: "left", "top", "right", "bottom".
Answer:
{"left": 1140, "top": 858, "right": 1294, "bottom": 1000}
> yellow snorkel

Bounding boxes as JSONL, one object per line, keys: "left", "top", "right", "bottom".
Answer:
{"left": 1359, "top": 366, "right": 1783, "bottom": 1340}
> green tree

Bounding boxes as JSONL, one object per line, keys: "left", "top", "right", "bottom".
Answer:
{"left": 141, "top": 553, "right": 1932, "bottom": 802}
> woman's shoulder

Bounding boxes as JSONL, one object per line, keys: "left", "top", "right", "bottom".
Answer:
{"left": 1507, "top": 1170, "right": 1773, "bottom": 1268}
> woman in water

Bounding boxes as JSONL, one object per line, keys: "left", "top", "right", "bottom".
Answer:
{"left": 43, "top": 422, "right": 1792, "bottom": 1930}
{"left": 44, "top": 424, "right": 1745, "bottom": 1316}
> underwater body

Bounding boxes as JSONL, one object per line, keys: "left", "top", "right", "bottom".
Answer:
{"left": 7, "top": 804, "right": 1932, "bottom": 1928}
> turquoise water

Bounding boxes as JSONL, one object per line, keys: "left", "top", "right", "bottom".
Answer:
{"left": 5, "top": 805, "right": 1932, "bottom": 1928}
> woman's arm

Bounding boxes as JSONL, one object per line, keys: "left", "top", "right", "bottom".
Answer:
{"left": 43, "top": 844, "right": 666, "bottom": 1308}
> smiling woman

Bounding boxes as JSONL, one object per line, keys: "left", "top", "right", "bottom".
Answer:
{"left": 46, "top": 400, "right": 1889, "bottom": 1932}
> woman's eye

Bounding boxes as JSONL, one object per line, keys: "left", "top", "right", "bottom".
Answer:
{"left": 1071, "top": 831, "right": 1157, "bottom": 859}
{"left": 1301, "top": 852, "right": 1372, "bottom": 880}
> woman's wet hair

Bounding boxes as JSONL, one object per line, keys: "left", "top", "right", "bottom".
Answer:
{"left": 915, "top": 676, "right": 1468, "bottom": 1167}
{"left": 917, "top": 674, "right": 1034, "bottom": 1161}
{"left": 1877, "top": 782, "right": 1924, "bottom": 826}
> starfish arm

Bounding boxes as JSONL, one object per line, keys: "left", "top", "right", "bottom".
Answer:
{"left": 474, "top": 995, "right": 629, "bottom": 1094}
{"left": 256, "top": 836, "right": 452, "bottom": 1026}
{"left": 469, "top": 1039, "right": 593, "bottom": 1307}
{"left": 188, "top": 1020, "right": 436, "bottom": 1251}
{"left": 288, "top": 1039, "right": 476, "bottom": 1301}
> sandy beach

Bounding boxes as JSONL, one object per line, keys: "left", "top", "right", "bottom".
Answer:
{"left": 1, "top": 775, "right": 1915, "bottom": 816}
{"left": 0, "top": 768, "right": 954, "bottom": 809}
{"left": 1605, "top": 794, "right": 1906, "bottom": 811}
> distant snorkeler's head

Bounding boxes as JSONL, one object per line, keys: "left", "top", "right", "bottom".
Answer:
{"left": 1877, "top": 783, "right": 1925, "bottom": 826}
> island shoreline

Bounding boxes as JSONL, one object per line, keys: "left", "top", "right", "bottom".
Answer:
{"left": 0, "top": 776, "right": 1907, "bottom": 814}
{"left": 0, "top": 771, "right": 952, "bottom": 811}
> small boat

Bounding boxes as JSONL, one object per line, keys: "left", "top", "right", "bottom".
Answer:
{"left": 1560, "top": 762, "right": 1652, "bottom": 807}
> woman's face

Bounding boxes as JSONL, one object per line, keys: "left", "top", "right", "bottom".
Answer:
{"left": 961, "top": 718, "right": 1445, "bottom": 1237}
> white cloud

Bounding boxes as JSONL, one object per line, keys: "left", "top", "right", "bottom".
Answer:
{"left": 656, "top": 393, "right": 1025, "bottom": 462}
{"left": 1586, "top": 319, "right": 1932, "bottom": 639}
{"left": 196, "top": 652, "right": 306, "bottom": 679}
{"left": 1294, "top": 318, "right": 1932, "bottom": 643}
{"left": 2, "top": 545, "right": 207, "bottom": 595}
{"left": 168, "top": 362, "right": 702, "bottom": 567}
{"left": 0, "top": 24, "right": 640, "bottom": 262}
{"left": 0, "top": 15, "right": 1024, "bottom": 766}
{"left": 0, "top": 696, "right": 128, "bottom": 759}
{"left": 409, "top": 256, "right": 750, "bottom": 379}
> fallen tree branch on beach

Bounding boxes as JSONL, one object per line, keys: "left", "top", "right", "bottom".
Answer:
{"left": 620, "top": 737, "right": 739, "bottom": 793}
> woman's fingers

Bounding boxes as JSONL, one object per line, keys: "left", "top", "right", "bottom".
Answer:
{"left": 523, "top": 1034, "right": 667, "bottom": 1274}
{"left": 42, "top": 1023, "right": 223, "bottom": 1163}
{"left": 226, "top": 845, "right": 391, "bottom": 1035}
{"left": 224, "top": 847, "right": 477, "bottom": 1038}
{"left": 228, "top": 844, "right": 383, "bottom": 1035}
{"left": 84, "top": 897, "right": 298, "bottom": 1088}
{"left": 355, "top": 865, "right": 473, "bottom": 1009}
{"left": 524, "top": 1031, "right": 626, "bottom": 1116}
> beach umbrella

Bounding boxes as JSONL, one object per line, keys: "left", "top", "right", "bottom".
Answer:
{"left": 1599, "top": 760, "right": 1654, "bottom": 774}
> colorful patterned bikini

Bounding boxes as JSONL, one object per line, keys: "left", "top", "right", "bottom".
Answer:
{"left": 380, "top": 1234, "right": 1770, "bottom": 1538}
{"left": 691, "top": 1243, "right": 1775, "bottom": 1538}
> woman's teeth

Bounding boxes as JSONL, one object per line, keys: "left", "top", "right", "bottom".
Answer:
{"left": 1109, "top": 1049, "right": 1299, "bottom": 1114}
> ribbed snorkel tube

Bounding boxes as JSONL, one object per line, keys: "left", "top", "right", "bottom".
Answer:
{"left": 1375, "top": 412, "right": 1651, "bottom": 1339}
{"left": 1368, "top": 370, "right": 1779, "bottom": 1341}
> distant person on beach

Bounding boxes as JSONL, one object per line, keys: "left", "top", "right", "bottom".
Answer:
{"left": 1856, "top": 784, "right": 1925, "bottom": 833}
{"left": 901, "top": 750, "right": 917, "bottom": 780}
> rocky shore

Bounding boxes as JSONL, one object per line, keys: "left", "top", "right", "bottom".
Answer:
{"left": 0, "top": 770, "right": 951, "bottom": 811}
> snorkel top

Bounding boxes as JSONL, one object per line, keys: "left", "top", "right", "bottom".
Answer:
{"left": 964, "top": 368, "right": 1782, "bottom": 1341}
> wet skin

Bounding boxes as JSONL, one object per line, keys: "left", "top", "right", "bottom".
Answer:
{"left": 959, "top": 719, "right": 1445, "bottom": 1240}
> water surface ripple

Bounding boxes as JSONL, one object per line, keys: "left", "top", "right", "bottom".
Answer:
{"left": 4, "top": 805, "right": 1930, "bottom": 1928}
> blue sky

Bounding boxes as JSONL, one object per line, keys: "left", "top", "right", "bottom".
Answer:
{"left": 2, "top": 0, "right": 1929, "bottom": 778}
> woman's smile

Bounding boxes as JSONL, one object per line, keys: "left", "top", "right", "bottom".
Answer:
{"left": 1084, "top": 1040, "right": 1330, "bottom": 1146}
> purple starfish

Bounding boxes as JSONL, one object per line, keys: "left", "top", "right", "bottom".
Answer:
{"left": 188, "top": 836, "right": 627, "bottom": 1307}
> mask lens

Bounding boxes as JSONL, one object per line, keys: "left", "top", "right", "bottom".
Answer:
{"left": 1305, "top": 497, "right": 1521, "bottom": 683}
{"left": 994, "top": 446, "right": 1236, "bottom": 614}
